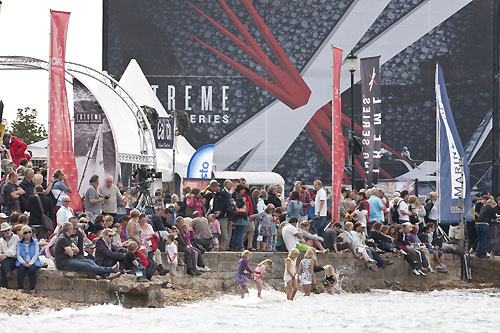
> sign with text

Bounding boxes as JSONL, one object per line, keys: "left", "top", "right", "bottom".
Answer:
{"left": 360, "top": 56, "right": 382, "bottom": 187}
{"left": 154, "top": 116, "right": 174, "bottom": 149}
{"left": 49, "top": 10, "right": 82, "bottom": 212}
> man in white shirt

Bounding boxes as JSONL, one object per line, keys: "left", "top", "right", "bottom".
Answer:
{"left": 56, "top": 195, "right": 74, "bottom": 231}
{"left": 281, "top": 217, "right": 313, "bottom": 252}
{"left": 424, "top": 192, "right": 438, "bottom": 223}
{"left": 313, "top": 180, "right": 327, "bottom": 240}
{"left": 398, "top": 190, "right": 411, "bottom": 224}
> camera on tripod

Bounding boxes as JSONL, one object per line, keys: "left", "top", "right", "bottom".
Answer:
{"left": 132, "top": 165, "right": 163, "bottom": 184}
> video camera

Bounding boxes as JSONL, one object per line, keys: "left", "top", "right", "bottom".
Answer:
{"left": 132, "top": 165, "right": 163, "bottom": 183}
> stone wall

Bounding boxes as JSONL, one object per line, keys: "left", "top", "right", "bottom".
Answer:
{"left": 5, "top": 251, "right": 463, "bottom": 307}
{"left": 163, "top": 251, "right": 462, "bottom": 292}
{"left": 7, "top": 269, "right": 164, "bottom": 308}
{"left": 469, "top": 255, "right": 500, "bottom": 282}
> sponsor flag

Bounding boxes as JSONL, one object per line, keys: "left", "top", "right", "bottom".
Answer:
{"left": 435, "top": 63, "right": 472, "bottom": 223}
{"left": 360, "top": 56, "right": 382, "bottom": 187}
{"left": 332, "top": 46, "right": 344, "bottom": 222}
{"left": 187, "top": 144, "right": 214, "bottom": 179}
{"left": 49, "top": 10, "right": 82, "bottom": 211}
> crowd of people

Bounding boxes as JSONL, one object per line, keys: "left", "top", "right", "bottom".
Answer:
{"left": 0, "top": 131, "right": 489, "bottom": 298}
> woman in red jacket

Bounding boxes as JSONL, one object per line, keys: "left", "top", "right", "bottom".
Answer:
{"left": 3, "top": 134, "right": 29, "bottom": 167}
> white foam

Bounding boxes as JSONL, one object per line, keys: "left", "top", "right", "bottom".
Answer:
{"left": 1, "top": 289, "right": 498, "bottom": 332}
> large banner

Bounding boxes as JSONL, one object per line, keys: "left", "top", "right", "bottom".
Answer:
{"left": 436, "top": 63, "right": 472, "bottom": 223}
{"left": 73, "top": 79, "right": 117, "bottom": 196}
{"left": 105, "top": 0, "right": 493, "bottom": 191}
{"left": 49, "top": 10, "right": 82, "bottom": 212}
{"left": 360, "top": 56, "right": 381, "bottom": 188}
{"left": 331, "top": 46, "right": 343, "bottom": 222}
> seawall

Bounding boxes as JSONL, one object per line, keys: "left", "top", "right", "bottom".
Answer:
{"left": 6, "top": 251, "right": 480, "bottom": 308}
{"left": 165, "top": 251, "right": 462, "bottom": 292}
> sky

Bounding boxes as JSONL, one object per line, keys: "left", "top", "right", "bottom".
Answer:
{"left": 0, "top": 0, "right": 102, "bottom": 126}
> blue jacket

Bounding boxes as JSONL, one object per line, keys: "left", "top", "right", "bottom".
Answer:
{"left": 16, "top": 238, "right": 41, "bottom": 267}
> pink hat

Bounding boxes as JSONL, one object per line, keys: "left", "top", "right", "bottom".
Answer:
{"left": 267, "top": 204, "right": 275, "bottom": 209}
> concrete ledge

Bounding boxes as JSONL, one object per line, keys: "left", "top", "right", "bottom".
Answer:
{"left": 174, "top": 251, "right": 462, "bottom": 292}
{"left": 4, "top": 251, "right": 464, "bottom": 307}
{"left": 6, "top": 269, "right": 164, "bottom": 308}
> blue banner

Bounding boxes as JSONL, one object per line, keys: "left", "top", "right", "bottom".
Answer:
{"left": 153, "top": 117, "right": 174, "bottom": 149}
{"left": 435, "top": 64, "right": 472, "bottom": 223}
{"left": 187, "top": 144, "right": 214, "bottom": 179}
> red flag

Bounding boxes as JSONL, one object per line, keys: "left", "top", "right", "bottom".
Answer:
{"left": 49, "top": 10, "right": 82, "bottom": 212}
{"left": 331, "top": 46, "right": 344, "bottom": 222}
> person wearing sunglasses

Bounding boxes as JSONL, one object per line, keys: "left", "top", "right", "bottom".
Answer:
{"left": 16, "top": 225, "right": 41, "bottom": 294}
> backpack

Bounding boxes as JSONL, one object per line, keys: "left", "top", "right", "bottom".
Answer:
{"left": 47, "top": 181, "right": 61, "bottom": 206}
{"left": 0, "top": 182, "right": 5, "bottom": 207}
{"left": 391, "top": 200, "right": 401, "bottom": 223}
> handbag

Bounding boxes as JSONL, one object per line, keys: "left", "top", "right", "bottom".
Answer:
{"left": 36, "top": 195, "right": 54, "bottom": 231}
{"left": 185, "top": 201, "right": 195, "bottom": 218}
{"left": 233, "top": 202, "right": 247, "bottom": 215}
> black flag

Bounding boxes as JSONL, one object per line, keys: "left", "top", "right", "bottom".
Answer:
{"left": 0, "top": 100, "right": 4, "bottom": 122}
{"left": 360, "top": 56, "right": 382, "bottom": 187}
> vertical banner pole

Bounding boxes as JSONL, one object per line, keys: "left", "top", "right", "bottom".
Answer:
{"left": 48, "top": 10, "right": 52, "bottom": 172}
{"left": 435, "top": 63, "right": 441, "bottom": 227}
{"left": 331, "top": 46, "right": 343, "bottom": 223}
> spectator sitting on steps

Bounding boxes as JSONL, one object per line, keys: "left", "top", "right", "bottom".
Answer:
{"left": 54, "top": 222, "right": 121, "bottom": 279}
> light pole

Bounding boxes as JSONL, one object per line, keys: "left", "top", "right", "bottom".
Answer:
{"left": 346, "top": 52, "right": 357, "bottom": 190}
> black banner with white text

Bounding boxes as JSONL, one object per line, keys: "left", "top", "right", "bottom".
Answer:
{"left": 360, "top": 56, "right": 382, "bottom": 187}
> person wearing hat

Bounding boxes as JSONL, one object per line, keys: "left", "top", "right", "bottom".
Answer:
{"left": 475, "top": 199, "right": 497, "bottom": 258}
{"left": 0, "top": 212, "right": 8, "bottom": 223}
{"left": 352, "top": 222, "right": 393, "bottom": 270}
{"left": 398, "top": 222, "right": 425, "bottom": 275}
{"left": 0, "top": 222, "right": 20, "bottom": 287}
{"left": 84, "top": 243, "right": 96, "bottom": 262}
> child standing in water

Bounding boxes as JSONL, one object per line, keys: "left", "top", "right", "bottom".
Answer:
{"left": 235, "top": 250, "right": 253, "bottom": 298}
{"left": 284, "top": 248, "right": 299, "bottom": 300}
{"left": 298, "top": 248, "right": 316, "bottom": 296}
{"left": 323, "top": 265, "right": 338, "bottom": 295}
{"left": 254, "top": 259, "right": 273, "bottom": 298}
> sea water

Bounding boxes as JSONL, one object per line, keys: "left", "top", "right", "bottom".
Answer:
{"left": 1, "top": 289, "right": 499, "bottom": 332}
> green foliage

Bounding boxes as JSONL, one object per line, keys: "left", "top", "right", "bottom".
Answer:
{"left": 9, "top": 107, "right": 47, "bottom": 145}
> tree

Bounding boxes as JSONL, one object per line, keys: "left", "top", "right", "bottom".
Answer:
{"left": 9, "top": 107, "right": 47, "bottom": 145}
